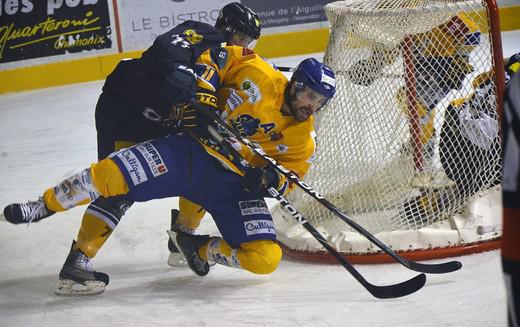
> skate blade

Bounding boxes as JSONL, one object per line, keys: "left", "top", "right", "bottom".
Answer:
{"left": 166, "top": 230, "right": 216, "bottom": 268}
{"left": 167, "top": 252, "right": 189, "bottom": 267}
{"left": 54, "top": 279, "right": 106, "bottom": 296}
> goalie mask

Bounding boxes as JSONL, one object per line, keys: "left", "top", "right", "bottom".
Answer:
{"left": 215, "top": 2, "right": 261, "bottom": 48}
{"left": 291, "top": 58, "right": 336, "bottom": 108}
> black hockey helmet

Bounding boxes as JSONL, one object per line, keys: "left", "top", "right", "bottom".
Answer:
{"left": 215, "top": 2, "right": 261, "bottom": 40}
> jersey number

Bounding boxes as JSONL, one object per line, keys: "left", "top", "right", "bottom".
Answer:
{"left": 170, "top": 35, "right": 191, "bottom": 48}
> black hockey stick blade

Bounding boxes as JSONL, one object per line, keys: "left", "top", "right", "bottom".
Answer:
{"left": 328, "top": 207, "right": 463, "bottom": 274}
{"left": 366, "top": 273, "right": 426, "bottom": 299}
{"left": 406, "top": 259, "right": 462, "bottom": 274}
{"left": 318, "top": 229, "right": 427, "bottom": 299}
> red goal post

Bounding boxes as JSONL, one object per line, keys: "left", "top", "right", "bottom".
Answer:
{"left": 271, "top": 0, "right": 505, "bottom": 264}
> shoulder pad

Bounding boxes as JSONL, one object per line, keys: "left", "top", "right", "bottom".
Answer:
{"left": 210, "top": 47, "right": 228, "bottom": 71}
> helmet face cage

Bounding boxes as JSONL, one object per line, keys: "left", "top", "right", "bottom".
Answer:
{"left": 215, "top": 2, "right": 261, "bottom": 41}
{"left": 291, "top": 58, "right": 336, "bottom": 107}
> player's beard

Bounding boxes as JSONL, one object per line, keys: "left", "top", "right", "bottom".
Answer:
{"left": 288, "top": 97, "right": 313, "bottom": 122}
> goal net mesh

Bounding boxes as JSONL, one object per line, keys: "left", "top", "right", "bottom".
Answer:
{"left": 271, "top": 0, "right": 503, "bottom": 261}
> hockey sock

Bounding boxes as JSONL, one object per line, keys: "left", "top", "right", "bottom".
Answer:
{"left": 75, "top": 212, "right": 113, "bottom": 258}
{"left": 178, "top": 197, "right": 206, "bottom": 231}
{"left": 201, "top": 238, "right": 282, "bottom": 274}
{"left": 76, "top": 196, "right": 133, "bottom": 258}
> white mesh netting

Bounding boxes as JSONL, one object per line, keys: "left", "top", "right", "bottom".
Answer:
{"left": 271, "top": 0, "right": 503, "bottom": 259}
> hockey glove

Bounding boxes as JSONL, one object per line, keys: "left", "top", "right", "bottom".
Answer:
{"left": 162, "top": 64, "right": 197, "bottom": 107}
{"left": 169, "top": 92, "right": 219, "bottom": 132}
{"left": 243, "top": 166, "right": 281, "bottom": 197}
{"left": 169, "top": 104, "right": 198, "bottom": 130}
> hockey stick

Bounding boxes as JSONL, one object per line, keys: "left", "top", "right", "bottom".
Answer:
{"left": 205, "top": 125, "right": 426, "bottom": 298}
{"left": 196, "top": 103, "right": 462, "bottom": 274}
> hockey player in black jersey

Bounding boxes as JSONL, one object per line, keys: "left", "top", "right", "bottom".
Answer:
{"left": 5, "top": 3, "right": 261, "bottom": 296}
{"left": 166, "top": 2, "right": 262, "bottom": 268}
{"left": 60, "top": 20, "right": 223, "bottom": 296}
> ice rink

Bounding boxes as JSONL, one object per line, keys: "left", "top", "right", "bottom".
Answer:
{"left": 0, "top": 31, "right": 518, "bottom": 327}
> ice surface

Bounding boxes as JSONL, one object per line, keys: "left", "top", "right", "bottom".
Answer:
{"left": 0, "top": 31, "right": 518, "bottom": 327}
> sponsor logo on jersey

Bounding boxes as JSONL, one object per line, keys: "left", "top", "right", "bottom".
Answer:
{"left": 142, "top": 107, "right": 163, "bottom": 122}
{"left": 239, "top": 200, "right": 269, "bottom": 216}
{"left": 116, "top": 150, "right": 148, "bottom": 186}
{"left": 234, "top": 114, "right": 260, "bottom": 137}
{"left": 244, "top": 219, "right": 275, "bottom": 236}
{"left": 183, "top": 29, "right": 203, "bottom": 44}
{"left": 241, "top": 79, "right": 261, "bottom": 104}
{"left": 226, "top": 89, "right": 244, "bottom": 112}
{"left": 136, "top": 143, "right": 168, "bottom": 177}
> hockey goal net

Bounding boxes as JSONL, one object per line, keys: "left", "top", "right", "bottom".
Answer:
{"left": 271, "top": 0, "right": 505, "bottom": 263}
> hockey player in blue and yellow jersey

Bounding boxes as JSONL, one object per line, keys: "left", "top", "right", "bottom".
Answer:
{"left": 3, "top": 54, "right": 336, "bottom": 290}
{"left": 17, "top": 2, "right": 261, "bottom": 295}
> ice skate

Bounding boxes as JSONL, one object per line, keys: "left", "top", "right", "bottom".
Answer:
{"left": 2, "top": 197, "right": 55, "bottom": 224}
{"left": 167, "top": 209, "right": 215, "bottom": 268}
{"left": 167, "top": 209, "right": 191, "bottom": 267}
{"left": 176, "top": 233, "right": 211, "bottom": 276}
{"left": 55, "top": 241, "right": 109, "bottom": 296}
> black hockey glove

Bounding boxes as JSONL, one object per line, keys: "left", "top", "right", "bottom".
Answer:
{"left": 169, "top": 92, "right": 218, "bottom": 133}
{"left": 243, "top": 166, "right": 281, "bottom": 197}
{"left": 162, "top": 64, "right": 197, "bottom": 107}
{"left": 169, "top": 104, "right": 198, "bottom": 129}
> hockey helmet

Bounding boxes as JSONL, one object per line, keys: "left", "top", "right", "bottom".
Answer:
{"left": 215, "top": 2, "right": 261, "bottom": 40}
{"left": 291, "top": 58, "right": 336, "bottom": 101}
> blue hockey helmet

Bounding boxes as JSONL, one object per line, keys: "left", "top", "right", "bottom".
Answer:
{"left": 291, "top": 58, "right": 336, "bottom": 101}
